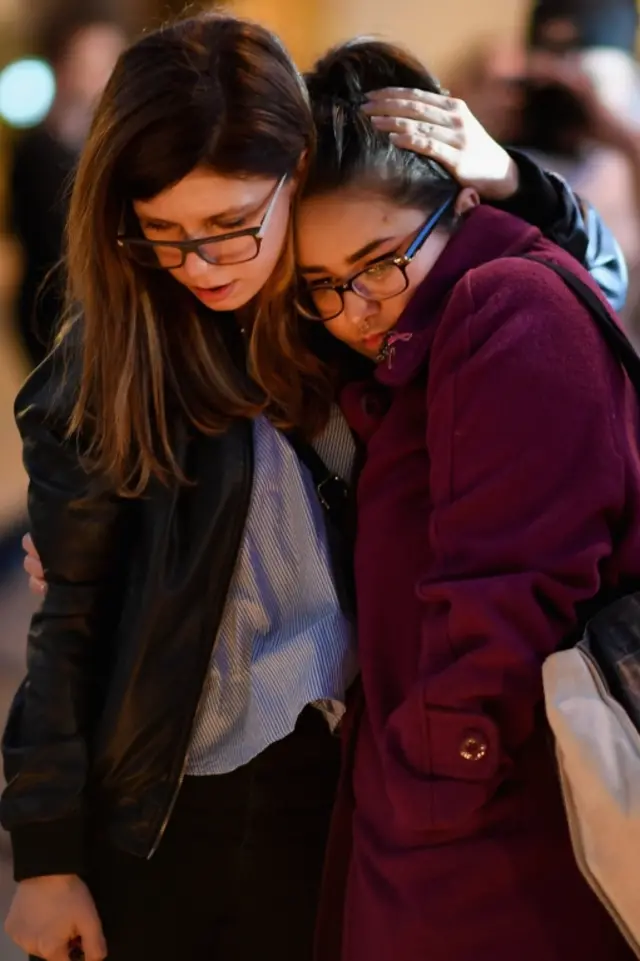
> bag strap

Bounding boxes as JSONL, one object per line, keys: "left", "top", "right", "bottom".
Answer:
{"left": 521, "top": 255, "right": 640, "bottom": 393}
{"left": 287, "top": 432, "right": 350, "bottom": 526}
{"left": 521, "top": 255, "right": 640, "bottom": 636}
{"left": 287, "top": 431, "right": 357, "bottom": 620}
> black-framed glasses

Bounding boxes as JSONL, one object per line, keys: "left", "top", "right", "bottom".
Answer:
{"left": 296, "top": 194, "right": 456, "bottom": 323}
{"left": 117, "top": 175, "right": 287, "bottom": 269}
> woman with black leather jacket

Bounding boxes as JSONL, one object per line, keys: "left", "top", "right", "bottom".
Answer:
{"left": 0, "top": 12, "right": 628, "bottom": 961}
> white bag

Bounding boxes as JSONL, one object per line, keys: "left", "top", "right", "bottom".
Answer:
{"left": 544, "top": 643, "right": 640, "bottom": 957}
{"left": 520, "top": 253, "right": 640, "bottom": 954}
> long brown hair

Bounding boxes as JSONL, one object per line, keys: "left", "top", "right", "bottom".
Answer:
{"left": 63, "top": 12, "right": 332, "bottom": 497}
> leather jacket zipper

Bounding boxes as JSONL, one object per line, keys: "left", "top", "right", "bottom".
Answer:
{"left": 147, "top": 424, "right": 254, "bottom": 858}
{"left": 147, "top": 751, "right": 189, "bottom": 859}
{"left": 146, "top": 621, "right": 221, "bottom": 860}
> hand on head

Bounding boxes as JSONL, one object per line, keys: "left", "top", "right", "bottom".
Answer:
{"left": 362, "top": 88, "right": 520, "bottom": 201}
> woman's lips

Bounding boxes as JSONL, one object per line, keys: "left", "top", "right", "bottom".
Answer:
{"left": 190, "top": 281, "right": 237, "bottom": 305}
{"left": 361, "top": 331, "right": 386, "bottom": 352}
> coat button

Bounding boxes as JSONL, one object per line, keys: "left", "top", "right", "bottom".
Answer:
{"left": 459, "top": 732, "right": 488, "bottom": 762}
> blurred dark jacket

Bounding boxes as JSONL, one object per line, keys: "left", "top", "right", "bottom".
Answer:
{"left": 9, "top": 123, "right": 77, "bottom": 368}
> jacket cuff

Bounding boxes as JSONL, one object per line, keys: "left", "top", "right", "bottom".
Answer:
{"left": 496, "top": 149, "right": 562, "bottom": 232}
{"left": 10, "top": 816, "right": 85, "bottom": 882}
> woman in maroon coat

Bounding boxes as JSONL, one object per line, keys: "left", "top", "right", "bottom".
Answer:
{"left": 295, "top": 40, "right": 640, "bottom": 961}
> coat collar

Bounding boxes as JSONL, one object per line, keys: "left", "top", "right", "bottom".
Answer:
{"left": 375, "top": 207, "right": 543, "bottom": 388}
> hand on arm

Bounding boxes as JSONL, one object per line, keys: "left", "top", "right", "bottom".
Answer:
{"left": 23, "top": 533, "right": 46, "bottom": 596}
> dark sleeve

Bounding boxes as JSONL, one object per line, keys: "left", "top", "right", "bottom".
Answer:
{"left": 492, "top": 149, "right": 628, "bottom": 312}
{"left": 0, "top": 345, "right": 130, "bottom": 881}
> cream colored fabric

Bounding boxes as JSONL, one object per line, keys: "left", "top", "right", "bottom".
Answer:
{"left": 543, "top": 648, "right": 640, "bottom": 957}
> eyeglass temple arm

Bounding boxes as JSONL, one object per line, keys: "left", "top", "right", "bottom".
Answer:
{"left": 257, "top": 175, "right": 288, "bottom": 239}
{"left": 403, "top": 194, "right": 457, "bottom": 260}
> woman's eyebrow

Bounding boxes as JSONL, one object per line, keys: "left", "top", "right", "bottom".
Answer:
{"left": 205, "top": 197, "right": 265, "bottom": 225}
{"left": 137, "top": 197, "right": 265, "bottom": 230}
{"left": 300, "top": 236, "right": 396, "bottom": 274}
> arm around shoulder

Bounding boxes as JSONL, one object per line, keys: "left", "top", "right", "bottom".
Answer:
{"left": 500, "top": 150, "right": 628, "bottom": 312}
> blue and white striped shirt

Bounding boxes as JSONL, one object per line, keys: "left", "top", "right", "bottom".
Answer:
{"left": 186, "top": 408, "right": 357, "bottom": 775}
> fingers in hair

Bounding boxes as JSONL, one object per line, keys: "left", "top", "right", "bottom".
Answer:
{"left": 365, "top": 87, "right": 459, "bottom": 112}
{"left": 388, "top": 131, "right": 459, "bottom": 171}
{"left": 371, "top": 115, "right": 462, "bottom": 148}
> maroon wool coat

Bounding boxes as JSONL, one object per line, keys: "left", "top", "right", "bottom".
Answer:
{"left": 319, "top": 207, "right": 640, "bottom": 961}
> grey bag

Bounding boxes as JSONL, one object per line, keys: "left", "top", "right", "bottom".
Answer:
{"left": 523, "top": 255, "right": 640, "bottom": 956}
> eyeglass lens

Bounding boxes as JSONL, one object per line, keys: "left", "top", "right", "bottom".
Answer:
{"left": 125, "top": 233, "right": 261, "bottom": 269}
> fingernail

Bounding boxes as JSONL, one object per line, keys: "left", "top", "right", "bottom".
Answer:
{"left": 360, "top": 102, "right": 375, "bottom": 113}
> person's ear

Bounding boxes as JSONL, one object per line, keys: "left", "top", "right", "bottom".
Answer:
{"left": 454, "top": 187, "right": 481, "bottom": 216}
{"left": 291, "top": 149, "right": 309, "bottom": 187}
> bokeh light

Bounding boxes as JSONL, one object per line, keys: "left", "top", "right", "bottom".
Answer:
{"left": 0, "top": 58, "right": 56, "bottom": 129}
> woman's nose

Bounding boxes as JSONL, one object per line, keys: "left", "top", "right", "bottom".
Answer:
{"left": 181, "top": 250, "right": 212, "bottom": 281}
{"left": 343, "top": 290, "right": 378, "bottom": 327}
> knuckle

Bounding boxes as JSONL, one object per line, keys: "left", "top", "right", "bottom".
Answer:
{"left": 38, "top": 937, "right": 58, "bottom": 957}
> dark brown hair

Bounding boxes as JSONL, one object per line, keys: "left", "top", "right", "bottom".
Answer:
{"left": 304, "top": 38, "right": 456, "bottom": 209}
{"left": 268, "top": 39, "right": 458, "bottom": 381}
{"left": 63, "top": 12, "right": 331, "bottom": 496}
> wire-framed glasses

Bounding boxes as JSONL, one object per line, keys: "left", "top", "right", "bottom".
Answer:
{"left": 296, "top": 194, "right": 456, "bottom": 323}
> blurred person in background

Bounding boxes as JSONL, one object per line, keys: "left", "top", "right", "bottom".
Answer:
{"left": 520, "top": 0, "right": 640, "bottom": 268}
{"left": 1, "top": 12, "right": 628, "bottom": 961}
{"left": 9, "top": 9, "right": 126, "bottom": 369}
{"left": 448, "top": 0, "right": 640, "bottom": 294}
{"left": 440, "top": 40, "right": 528, "bottom": 146}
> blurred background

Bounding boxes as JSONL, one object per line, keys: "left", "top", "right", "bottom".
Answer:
{"left": 0, "top": 0, "right": 637, "bottom": 955}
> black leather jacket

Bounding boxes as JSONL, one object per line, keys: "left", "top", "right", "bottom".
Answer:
{"left": 0, "top": 152, "right": 629, "bottom": 883}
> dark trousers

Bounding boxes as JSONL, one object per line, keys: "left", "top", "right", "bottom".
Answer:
{"left": 38, "top": 708, "right": 341, "bottom": 961}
